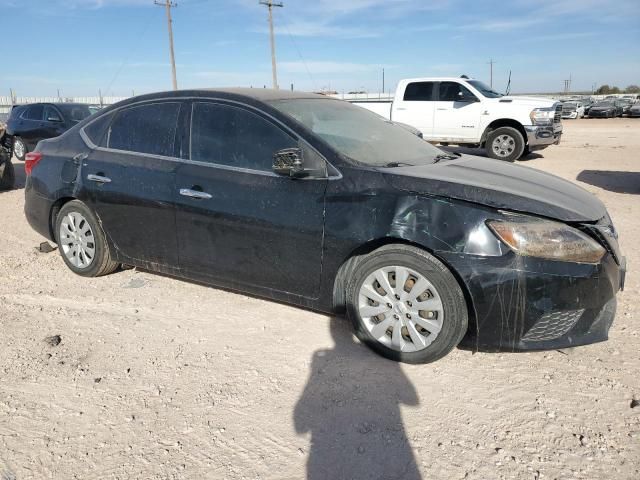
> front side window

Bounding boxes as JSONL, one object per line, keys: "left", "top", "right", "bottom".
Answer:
{"left": 108, "top": 102, "right": 181, "bottom": 157}
{"left": 438, "top": 82, "right": 476, "bottom": 102}
{"left": 23, "top": 105, "right": 44, "bottom": 121}
{"left": 269, "top": 98, "right": 444, "bottom": 167}
{"left": 403, "top": 82, "right": 435, "bottom": 101}
{"left": 190, "top": 102, "right": 297, "bottom": 171}
{"left": 44, "top": 106, "right": 62, "bottom": 122}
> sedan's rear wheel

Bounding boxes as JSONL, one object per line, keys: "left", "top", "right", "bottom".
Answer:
{"left": 55, "top": 200, "right": 119, "bottom": 277}
{"left": 346, "top": 245, "right": 468, "bottom": 363}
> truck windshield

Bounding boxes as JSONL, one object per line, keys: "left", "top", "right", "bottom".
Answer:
{"left": 467, "top": 80, "right": 503, "bottom": 98}
{"left": 268, "top": 98, "right": 443, "bottom": 167}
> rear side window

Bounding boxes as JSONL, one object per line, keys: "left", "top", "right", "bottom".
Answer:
{"left": 23, "top": 105, "right": 44, "bottom": 121}
{"left": 84, "top": 111, "right": 116, "bottom": 147}
{"left": 190, "top": 102, "right": 296, "bottom": 171}
{"left": 108, "top": 102, "right": 181, "bottom": 157}
{"left": 403, "top": 82, "right": 435, "bottom": 101}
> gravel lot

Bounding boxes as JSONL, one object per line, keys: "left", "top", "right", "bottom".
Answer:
{"left": 1, "top": 118, "right": 639, "bottom": 479}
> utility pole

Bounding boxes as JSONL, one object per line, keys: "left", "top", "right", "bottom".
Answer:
{"left": 155, "top": 0, "right": 178, "bottom": 90}
{"left": 259, "top": 0, "right": 283, "bottom": 89}
{"left": 488, "top": 59, "right": 496, "bottom": 88}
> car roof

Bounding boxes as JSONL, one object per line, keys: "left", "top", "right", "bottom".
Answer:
{"left": 119, "top": 88, "right": 324, "bottom": 104}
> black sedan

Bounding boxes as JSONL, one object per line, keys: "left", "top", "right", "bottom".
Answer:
{"left": 587, "top": 101, "right": 623, "bottom": 118}
{"left": 630, "top": 104, "right": 640, "bottom": 117}
{"left": 5, "top": 102, "right": 93, "bottom": 160}
{"left": 23, "top": 89, "right": 626, "bottom": 363}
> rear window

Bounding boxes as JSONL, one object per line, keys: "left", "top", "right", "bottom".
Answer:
{"left": 107, "top": 102, "right": 181, "bottom": 157}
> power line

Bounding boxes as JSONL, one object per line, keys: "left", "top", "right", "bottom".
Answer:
{"left": 259, "top": 1, "right": 283, "bottom": 89}
{"left": 154, "top": 0, "right": 179, "bottom": 90}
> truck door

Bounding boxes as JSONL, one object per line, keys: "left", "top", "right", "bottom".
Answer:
{"left": 391, "top": 81, "right": 436, "bottom": 139}
{"left": 432, "top": 81, "right": 482, "bottom": 141}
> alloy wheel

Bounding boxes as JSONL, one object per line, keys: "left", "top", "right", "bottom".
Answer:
{"left": 358, "top": 265, "right": 444, "bottom": 353}
{"left": 13, "top": 139, "right": 25, "bottom": 159}
{"left": 59, "top": 212, "right": 96, "bottom": 269}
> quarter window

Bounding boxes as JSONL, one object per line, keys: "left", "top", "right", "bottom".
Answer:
{"left": 108, "top": 102, "right": 181, "bottom": 157}
{"left": 190, "top": 102, "right": 296, "bottom": 171}
{"left": 403, "top": 82, "right": 435, "bottom": 101}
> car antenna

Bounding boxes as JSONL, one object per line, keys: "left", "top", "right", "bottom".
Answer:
{"left": 505, "top": 70, "right": 512, "bottom": 95}
{"left": 460, "top": 74, "right": 469, "bottom": 79}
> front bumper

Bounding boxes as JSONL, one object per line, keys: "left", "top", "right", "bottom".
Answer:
{"left": 440, "top": 249, "right": 625, "bottom": 352}
{"left": 524, "top": 124, "right": 562, "bottom": 151}
{"left": 561, "top": 111, "right": 578, "bottom": 119}
{"left": 589, "top": 110, "right": 613, "bottom": 118}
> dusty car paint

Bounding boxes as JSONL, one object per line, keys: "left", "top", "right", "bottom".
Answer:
{"left": 24, "top": 89, "right": 625, "bottom": 353}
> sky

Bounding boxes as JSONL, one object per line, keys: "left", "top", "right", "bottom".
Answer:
{"left": 2, "top": 0, "right": 639, "bottom": 97}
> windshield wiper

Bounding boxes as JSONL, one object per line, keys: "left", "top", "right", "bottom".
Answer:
{"left": 433, "top": 153, "right": 460, "bottom": 163}
{"left": 382, "top": 161, "right": 414, "bottom": 168}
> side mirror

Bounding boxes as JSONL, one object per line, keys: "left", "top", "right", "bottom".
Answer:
{"left": 273, "top": 148, "right": 306, "bottom": 178}
{"left": 456, "top": 91, "right": 478, "bottom": 102}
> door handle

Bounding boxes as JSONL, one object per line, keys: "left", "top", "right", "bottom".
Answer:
{"left": 437, "top": 108, "right": 448, "bottom": 111}
{"left": 395, "top": 107, "right": 407, "bottom": 111}
{"left": 87, "top": 174, "right": 111, "bottom": 183}
{"left": 180, "top": 188, "right": 212, "bottom": 200}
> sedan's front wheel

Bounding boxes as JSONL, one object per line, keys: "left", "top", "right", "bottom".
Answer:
{"left": 55, "top": 200, "right": 119, "bottom": 277}
{"left": 346, "top": 245, "right": 468, "bottom": 363}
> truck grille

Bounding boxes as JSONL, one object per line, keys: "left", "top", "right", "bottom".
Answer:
{"left": 553, "top": 104, "right": 562, "bottom": 123}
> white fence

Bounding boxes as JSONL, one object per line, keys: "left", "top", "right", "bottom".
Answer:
{"left": 0, "top": 96, "right": 129, "bottom": 107}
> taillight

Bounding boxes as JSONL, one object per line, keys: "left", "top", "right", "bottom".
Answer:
{"left": 24, "top": 152, "right": 43, "bottom": 175}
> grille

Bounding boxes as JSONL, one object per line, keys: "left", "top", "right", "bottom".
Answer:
{"left": 522, "top": 310, "right": 584, "bottom": 341}
{"left": 553, "top": 104, "right": 562, "bottom": 123}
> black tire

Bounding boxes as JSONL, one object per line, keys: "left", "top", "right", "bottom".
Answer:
{"left": 486, "top": 126, "right": 525, "bottom": 162}
{"left": 345, "top": 244, "right": 468, "bottom": 364}
{"left": 13, "top": 137, "right": 27, "bottom": 161}
{"left": 55, "top": 200, "right": 119, "bottom": 277}
{"left": 521, "top": 145, "right": 531, "bottom": 158}
{"left": 0, "top": 159, "right": 15, "bottom": 191}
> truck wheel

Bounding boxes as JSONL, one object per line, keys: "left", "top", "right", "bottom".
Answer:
{"left": 345, "top": 244, "right": 468, "bottom": 364}
{"left": 13, "top": 137, "right": 27, "bottom": 161}
{"left": 0, "top": 159, "right": 15, "bottom": 191}
{"left": 486, "top": 127, "right": 525, "bottom": 162}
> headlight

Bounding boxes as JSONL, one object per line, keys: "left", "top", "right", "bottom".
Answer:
{"left": 529, "top": 107, "right": 555, "bottom": 125}
{"left": 487, "top": 217, "right": 605, "bottom": 264}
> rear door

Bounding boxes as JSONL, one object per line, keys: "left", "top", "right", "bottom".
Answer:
{"left": 80, "top": 101, "right": 183, "bottom": 267}
{"left": 391, "top": 81, "right": 436, "bottom": 138}
{"left": 432, "top": 81, "right": 482, "bottom": 141}
{"left": 174, "top": 100, "right": 327, "bottom": 298}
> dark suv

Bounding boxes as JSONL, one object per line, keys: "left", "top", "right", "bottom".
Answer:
{"left": 5, "top": 103, "right": 93, "bottom": 160}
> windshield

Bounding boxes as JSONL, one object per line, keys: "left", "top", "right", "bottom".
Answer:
{"left": 58, "top": 104, "right": 93, "bottom": 123}
{"left": 268, "top": 98, "right": 443, "bottom": 167}
{"left": 594, "top": 101, "right": 614, "bottom": 107}
{"left": 467, "top": 80, "right": 503, "bottom": 98}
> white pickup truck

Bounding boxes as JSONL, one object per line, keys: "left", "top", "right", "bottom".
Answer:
{"left": 350, "top": 76, "right": 563, "bottom": 162}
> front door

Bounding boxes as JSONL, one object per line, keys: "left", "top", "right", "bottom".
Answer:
{"left": 80, "top": 100, "right": 183, "bottom": 267}
{"left": 174, "top": 101, "right": 327, "bottom": 299}
{"left": 432, "top": 81, "right": 482, "bottom": 141}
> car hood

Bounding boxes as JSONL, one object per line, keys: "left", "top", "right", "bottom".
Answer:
{"left": 383, "top": 155, "right": 606, "bottom": 222}
{"left": 591, "top": 106, "right": 614, "bottom": 111}
{"left": 487, "top": 96, "right": 557, "bottom": 109}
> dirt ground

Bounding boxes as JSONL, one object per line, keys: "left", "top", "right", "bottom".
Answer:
{"left": 1, "top": 119, "right": 638, "bottom": 480}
